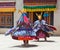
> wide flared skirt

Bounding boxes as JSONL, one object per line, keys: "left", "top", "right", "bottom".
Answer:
{"left": 11, "top": 29, "right": 36, "bottom": 40}
{"left": 36, "top": 30, "right": 50, "bottom": 38}
{"left": 12, "top": 35, "right": 36, "bottom": 40}
{"left": 12, "top": 30, "right": 36, "bottom": 37}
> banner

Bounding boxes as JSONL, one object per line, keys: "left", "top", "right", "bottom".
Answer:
{"left": 24, "top": 0, "right": 57, "bottom": 12}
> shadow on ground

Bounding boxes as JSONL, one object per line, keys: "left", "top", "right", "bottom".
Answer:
{"left": 11, "top": 44, "right": 38, "bottom": 48}
{"left": 33, "top": 40, "right": 55, "bottom": 42}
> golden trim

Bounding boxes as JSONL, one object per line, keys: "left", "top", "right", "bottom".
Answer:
{"left": 0, "top": 8, "right": 16, "bottom": 12}
{"left": 24, "top": 8, "right": 56, "bottom": 12}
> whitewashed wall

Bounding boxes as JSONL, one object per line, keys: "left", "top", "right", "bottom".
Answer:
{"left": 54, "top": 0, "right": 60, "bottom": 35}
{"left": 14, "top": 0, "right": 23, "bottom": 26}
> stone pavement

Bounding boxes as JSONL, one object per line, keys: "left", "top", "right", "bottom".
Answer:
{"left": 0, "top": 34, "right": 60, "bottom": 50}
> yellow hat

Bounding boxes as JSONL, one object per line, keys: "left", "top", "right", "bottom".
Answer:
{"left": 18, "top": 9, "right": 27, "bottom": 14}
{"left": 36, "top": 13, "right": 42, "bottom": 20}
{"left": 22, "top": 9, "right": 27, "bottom": 13}
{"left": 38, "top": 14, "right": 42, "bottom": 20}
{"left": 18, "top": 10, "right": 22, "bottom": 13}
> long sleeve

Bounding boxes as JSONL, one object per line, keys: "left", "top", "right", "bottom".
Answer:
{"left": 33, "top": 20, "right": 39, "bottom": 28}
{"left": 42, "top": 20, "right": 48, "bottom": 25}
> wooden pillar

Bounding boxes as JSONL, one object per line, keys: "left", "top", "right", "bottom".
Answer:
{"left": 29, "top": 12, "right": 33, "bottom": 23}
{"left": 49, "top": 16, "right": 50, "bottom": 25}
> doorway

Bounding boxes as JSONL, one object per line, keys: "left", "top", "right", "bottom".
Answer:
{"left": 27, "top": 11, "right": 54, "bottom": 25}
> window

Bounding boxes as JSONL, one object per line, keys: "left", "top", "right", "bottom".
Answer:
{"left": 0, "top": 12, "right": 14, "bottom": 28}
